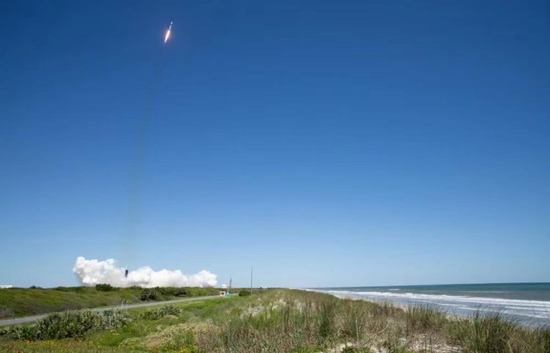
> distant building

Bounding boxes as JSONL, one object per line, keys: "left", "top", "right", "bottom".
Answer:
{"left": 0, "top": 285, "right": 13, "bottom": 289}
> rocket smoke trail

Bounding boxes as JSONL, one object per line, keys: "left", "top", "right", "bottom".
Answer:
{"left": 121, "top": 22, "right": 173, "bottom": 264}
{"left": 73, "top": 257, "right": 217, "bottom": 288}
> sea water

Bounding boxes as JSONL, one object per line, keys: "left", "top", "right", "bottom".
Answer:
{"left": 315, "top": 283, "right": 550, "bottom": 327}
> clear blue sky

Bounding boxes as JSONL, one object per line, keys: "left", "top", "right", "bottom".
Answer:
{"left": 1, "top": 0, "right": 549, "bottom": 288}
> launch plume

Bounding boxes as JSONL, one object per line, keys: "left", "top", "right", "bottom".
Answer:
{"left": 73, "top": 257, "right": 217, "bottom": 288}
{"left": 164, "top": 22, "right": 173, "bottom": 44}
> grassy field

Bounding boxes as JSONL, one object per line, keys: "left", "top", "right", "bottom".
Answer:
{"left": 1, "top": 289, "right": 549, "bottom": 353}
{"left": 0, "top": 286, "right": 221, "bottom": 319}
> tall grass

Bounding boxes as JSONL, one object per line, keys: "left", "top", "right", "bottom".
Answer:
{"left": 445, "top": 309, "right": 550, "bottom": 353}
{"left": 2, "top": 289, "right": 550, "bottom": 353}
{"left": 470, "top": 311, "right": 515, "bottom": 353}
{"left": 341, "top": 300, "right": 369, "bottom": 342}
{"left": 318, "top": 299, "right": 338, "bottom": 340}
{"left": 405, "top": 303, "right": 446, "bottom": 334}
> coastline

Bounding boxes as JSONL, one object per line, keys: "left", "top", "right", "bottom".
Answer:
{"left": 314, "top": 288, "right": 550, "bottom": 328}
{"left": 2, "top": 288, "right": 550, "bottom": 352}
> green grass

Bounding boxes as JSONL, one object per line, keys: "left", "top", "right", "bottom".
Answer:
{"left": 0, "top": 286, "right": 221, "bottom": 319}
{"left": 1, "top": 289, "right": 549, "bottom": 353}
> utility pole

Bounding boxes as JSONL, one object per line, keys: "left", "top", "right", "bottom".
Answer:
{"left": 250, "top": 267, "right": 253, "bottom": 294}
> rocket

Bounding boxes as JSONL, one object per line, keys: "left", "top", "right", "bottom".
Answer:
{"left": 164, "top": 22, "right": 173, "bottom": 44}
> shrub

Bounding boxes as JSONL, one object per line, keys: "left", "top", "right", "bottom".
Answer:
{"left": 239, "top": 290, "right": 251, "bottom": 297}
{"left": 95, "top": 283, "right": 116, "bottom": 292}
{"left": 52, "top": 286, "right": 85, "bottom": 293}
{"left": 139, "top": 305, "right": 182, "bottom": 320}
{"left": 175, "top": 289, "right": 188, "bottom": 297}
{"left": 140, "top": 289, "right": 157, "bottom": 301}
{"left": 3, "top": 309, "right": 129, "bottom": 341}
{"left": 53, "top": 286, "right": 70, "bottom": 291}
{"left": 0, "top": 306, "right": 13, "bottom": 319}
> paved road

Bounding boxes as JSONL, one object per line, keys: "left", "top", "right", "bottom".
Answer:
{"left": 0, "top": 295, "right": 219, "bottom": 327}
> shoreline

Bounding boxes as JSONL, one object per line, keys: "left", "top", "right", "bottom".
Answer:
{"left": 316, "top": 289, "right": 550, "bottom": 328}
{"left": 2, "top": 289, "right": 550, "bottom": 353}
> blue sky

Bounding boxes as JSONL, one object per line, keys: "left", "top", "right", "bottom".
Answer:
{"left": 1, "top": 0, "right": 549, "bottom": 288}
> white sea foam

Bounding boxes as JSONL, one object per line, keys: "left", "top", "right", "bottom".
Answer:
{"left": 324, "top": 290, "right": 550, "bottom": 308}
{"left": 315, "top": 289, "right": 550, "bottom": 325}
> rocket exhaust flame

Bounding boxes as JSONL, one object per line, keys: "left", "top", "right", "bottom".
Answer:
{"left": 73, "top": 257, "right": 217, "bottom": 288}
{"left": 164, "top": 21, "right": 173, "bottom": 44}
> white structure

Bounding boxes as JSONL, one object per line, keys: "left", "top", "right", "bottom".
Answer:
{"left": 0, "top": 285, "right": 13, "bottom": 289}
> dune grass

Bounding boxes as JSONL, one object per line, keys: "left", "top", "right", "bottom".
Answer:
{"left": 1, "top": 289, "right": 549, "bottom": 352}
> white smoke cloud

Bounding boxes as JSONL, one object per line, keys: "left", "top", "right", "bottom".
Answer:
{"left": 73, "top": 257, "right": 217, "bottom": 288}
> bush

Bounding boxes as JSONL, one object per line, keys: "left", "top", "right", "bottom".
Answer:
{"left": 140, "top": 289, "right": 157, "bottom": 301}
{"left": 95, "top": 283, "right": 116, "bottom": 292}
{"left": 0, "top": 306, "right": 13, "bottom": 319}
{"left": 139, "top": 305, "right": 182, "bottom": 320}
{"left": 175, "top": 289, "right": 188, "bottom": 297}
{"left": 239, "top": 290, "right": 251, "bottom": 297}
{"left": 3, "top": 309, "right": 129, "bottom": 341}
{"left": 53, "top": 286, "right": 70, "bottom": 291}
{"left": 52, "top": 286, "right": 85, "bottom": 293}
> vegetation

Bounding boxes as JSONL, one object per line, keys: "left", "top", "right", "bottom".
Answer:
{"left": 0, "top": 286, "right": 220, "bottom": 318}
{"left": 138, "top": 305, "right": 182, "bottom": 320}
{"left": 95, "top": 284, "right": 117, "bottom": 292}
{"left": 238, "top": 289, "right": 251, "bottom": 297}
{"left": 0, "top": 310, "right": 129, "bottom": 341}
{"left": 1, "top": 289, "right": 549, "bottom": 352}
{"left": 139, "top": 289, "right": 158, "bottom": 301}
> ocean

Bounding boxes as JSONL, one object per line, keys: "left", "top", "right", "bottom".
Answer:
{"left": 315, "top": 282, "right": 550, "bottom": 327}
